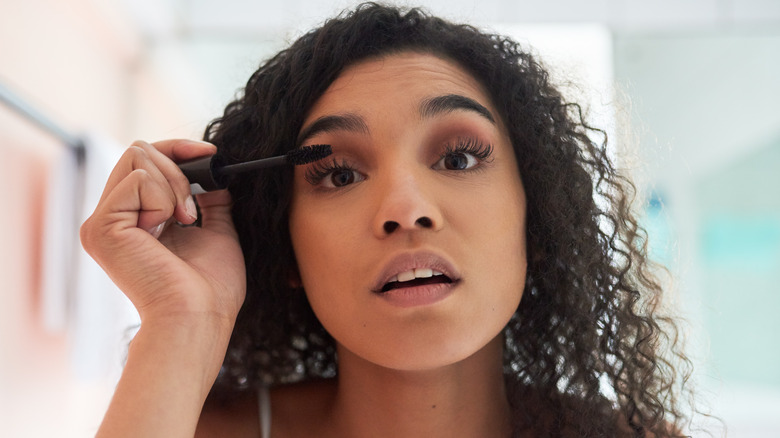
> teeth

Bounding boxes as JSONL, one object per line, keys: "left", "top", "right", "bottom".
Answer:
{"left": 415, "top": 268, "right": 433, "bottom": 278}
{"left": 397, "top": 270, "right": 415, "bottom": 282}
{"left": 393, "top": 268, "right": 439, "bottom": 283}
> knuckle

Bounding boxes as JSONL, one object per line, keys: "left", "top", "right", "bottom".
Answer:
{"left": 123, "top": 145, "right": 149, "bottom": 165}
{"left": 126, "top": 144, "right": 147, "bottom": 156}
{"left": 79, "top": 216, "right": 100, "bottom": 255}
{"left": 130, "top": 168, "right": 177, "bottom": 209}
{"left": 130, "top": 140, "right": 151, "bottom": 149}
{"left": 79, "top": 218, "right": 92, "bottom": 247}
{"left": 129, "top": 167, "right": 151, "bottom": 182}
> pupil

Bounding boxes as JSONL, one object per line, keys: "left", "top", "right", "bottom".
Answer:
{"left": 331, "top": 169, "right": 354, "bottom": 186}
{"left": 445, "top": 153, "right": 468, "bottom": 170}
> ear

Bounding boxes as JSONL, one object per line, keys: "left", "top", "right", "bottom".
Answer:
{"left": 287, "top": 266, "right": 303, "bottom": 289}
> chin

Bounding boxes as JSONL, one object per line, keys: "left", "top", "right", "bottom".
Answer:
{"left": 338, "top": 323, "right": 507, "bottom": 373}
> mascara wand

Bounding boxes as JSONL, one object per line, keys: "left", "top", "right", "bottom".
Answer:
{"left": 179, "top": 144, "right": 332, "bottom": 193}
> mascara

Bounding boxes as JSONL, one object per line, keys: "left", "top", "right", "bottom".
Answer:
{"left": 179, "top": 144, "right": 332, "bottom": 193}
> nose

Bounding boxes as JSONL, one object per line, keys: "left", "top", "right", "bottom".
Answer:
{"left": 372, "top": 169, "right": 443, "bottom": 238}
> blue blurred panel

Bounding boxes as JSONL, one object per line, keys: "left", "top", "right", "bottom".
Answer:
{"left": 696, "top": 139, "right": 780, "bottom": 387}
{"left": 701, "top": 215, "right": 780, "bottom": 271}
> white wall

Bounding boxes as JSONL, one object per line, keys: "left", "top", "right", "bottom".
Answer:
{"left": 0, "top": 0, "right": 208, "bottom": 436}
{"left": 615, "top": 31, "right": 780, "bottom": 437}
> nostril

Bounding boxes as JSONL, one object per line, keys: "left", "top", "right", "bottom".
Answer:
{"left": 416, "top": 216, "right": 433, "bottom": 228}
{"left": 383, "top": 221, "right": 400, "bottom": 234}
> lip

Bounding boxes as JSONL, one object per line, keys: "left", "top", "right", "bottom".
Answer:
{"left": 371, "top": 251, "right": 461, "bottom": 307}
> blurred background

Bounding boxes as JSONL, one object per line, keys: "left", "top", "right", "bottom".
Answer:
{"left": 1, "top": 0, "right": 778, "bottom": 436}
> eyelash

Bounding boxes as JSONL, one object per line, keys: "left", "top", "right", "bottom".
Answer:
{"left": 304, "top": 158, "right": 357, "bottom": 186}
{"left": 303, "top": 137, "right": 494, "bottom": 187}
{"left": 438, "top": 137, "right": 494, "bottom": 166}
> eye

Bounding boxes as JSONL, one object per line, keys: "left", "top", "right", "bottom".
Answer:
{"left": 440, "top": 152, "right": 478, "bottom": 170}
{"left": 304, "top": 158, "right": 365, "bottom": 189}
{"left": 327, "top": 168, "right": 360, "bottom": 187}
{"left": 433, "top": 137, "right": 494, "bottom": 171}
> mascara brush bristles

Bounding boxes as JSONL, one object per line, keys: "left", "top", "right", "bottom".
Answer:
{"left": 285, "top": 144, "right": 332, "bottom": 165}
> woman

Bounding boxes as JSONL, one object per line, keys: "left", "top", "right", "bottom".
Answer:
{"left": 81, "top": 3, "right": 694, "bottom": 437}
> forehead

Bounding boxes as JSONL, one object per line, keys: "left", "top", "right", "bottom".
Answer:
{"left": 305, "top": 52, "right": 496, "bottom": 119}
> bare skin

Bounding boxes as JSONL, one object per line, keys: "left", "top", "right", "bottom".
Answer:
{"left": 81, "top": 139, "right": 245, "bottom": 438}
{"left": 285, "top": 52, "right": 525, "bottom": 438}
{"left": 83, "top": 52, "right": 526, "bottom": 438}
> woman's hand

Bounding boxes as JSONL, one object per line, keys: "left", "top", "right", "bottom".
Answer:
{"left": 81, "top": 139, "right": 247, "bottom": 438}
{"left": 81, "top": 139, "right": 246, "bottom": 328}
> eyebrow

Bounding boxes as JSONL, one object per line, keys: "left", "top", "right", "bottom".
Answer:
{"left": 297, "top": 94, "right": 495, "bottom": 145}
{"left": 297, "top": 113, "right": 369, "bottom": 146}
{"left": 419, "top": 94, "right": 495, "bottom": 124}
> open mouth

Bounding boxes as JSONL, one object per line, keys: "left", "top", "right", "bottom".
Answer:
{"left": 380, "top": 271, "right": 453, "bottom": 292}
{"left": 372, "top": 253, "right": 461, "bottom": 297}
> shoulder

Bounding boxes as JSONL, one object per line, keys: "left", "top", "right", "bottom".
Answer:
{"left": 195, "top": 379, "right": 336, "bottom": 438}
{"left": 196, "top": 391, "right": 259, "bottom": 438}
{"left": 268, "top": 379, "right": 337, "bottom": 436}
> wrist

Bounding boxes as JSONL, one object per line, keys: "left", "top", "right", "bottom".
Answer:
{"left": 130, "top": 314, "right": 235, "bottom": 393}
{"left": 139, "top": 307, "right": 236, "bottom": 338}
{"left": 97, "top": 315, "right": 235, "bottom": 438}
{"left": 134, "top": 280, "right": 243, "bottom": 331}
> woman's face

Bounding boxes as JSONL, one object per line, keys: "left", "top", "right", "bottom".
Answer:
{"left": 289, "top": 52, "right": 527, "bottom": 371}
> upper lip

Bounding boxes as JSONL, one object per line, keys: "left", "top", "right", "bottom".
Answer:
{"left": 370, "top": 251, "right": 461, "bottom": 293}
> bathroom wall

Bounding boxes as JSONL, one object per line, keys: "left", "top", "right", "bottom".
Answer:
{"left": 614, "top": 31, "right": 780, "bottom": 436}
{"left": 0, "top": 0, "right": 207, "bottom": 435}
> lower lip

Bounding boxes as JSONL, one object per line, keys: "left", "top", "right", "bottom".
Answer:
{"left": 375, "top": 282, "right": 455, "bottom": 308}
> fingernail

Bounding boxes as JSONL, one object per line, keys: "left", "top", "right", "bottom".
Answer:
{"left": 185, "top": 196, "right": 198, "bottom": 220}
{"left": 146, "top": 222, "right": 165, "bottom": 239}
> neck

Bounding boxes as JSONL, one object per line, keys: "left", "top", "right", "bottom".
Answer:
{"left": 328, "top": 335, "right": 512, "bottom": 438}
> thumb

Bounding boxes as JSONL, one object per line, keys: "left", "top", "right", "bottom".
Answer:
{"left": 196, "top": 190, "right": 237, "bottom": 238}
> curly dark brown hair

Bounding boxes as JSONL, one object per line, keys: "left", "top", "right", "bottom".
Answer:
{"left": 203, "top": 3, "right": 696, "bottom": 436}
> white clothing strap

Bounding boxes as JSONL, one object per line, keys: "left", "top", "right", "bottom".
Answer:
{"left": 258, "top": 386, "right": 271, "bottom": 438}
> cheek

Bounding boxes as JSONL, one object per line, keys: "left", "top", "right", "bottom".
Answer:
{"left": 290, "top": 195, "right": 330, "bottom": 291}
{"left": 290, "top": 209, "right": 348, "bottom": 288}
{"left": 481, "top": 192, "right": 527, "bottom": 329}
{"left": 453, "top": 173, "right": 527, "bottom": 300}
{"left": 453, "top": 174, "right": 527, "bottom": 255}
{"left": 290, "top": 188, "right": 353, "bottom": 269}
{"left": 289, "top": 197, "right": 369, "bottom": 322}
{"left": 497, "top": 181, "right": 528, "bottom": 287}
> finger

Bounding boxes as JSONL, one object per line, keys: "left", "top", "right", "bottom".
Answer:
{"left": 81, "top": 169, "right": 190, "bottom": 303}
{"left": 100, "top": 145, "right": 177, "bottom": 210}
{"left": 196, "top": 190, "right": 238, "bottom": 238}
{"left": 82, "top": 167, "right": 178, "bottom": 265}
{"left": 151, "top": 139, "right": 217, "bottom": 162}
{"left": 107, "top": 167, "right": 178, "bottom": 233}
{"left": 133, "top": 140, "right": 202, "bottom": 225}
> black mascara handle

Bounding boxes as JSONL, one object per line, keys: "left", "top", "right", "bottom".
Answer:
{"left": 178, "top": 155, "right": 227, "bottom": 194}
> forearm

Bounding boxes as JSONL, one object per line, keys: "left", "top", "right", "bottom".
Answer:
{"left": 96, "top": 315, "right": 233, "bottom": 438}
